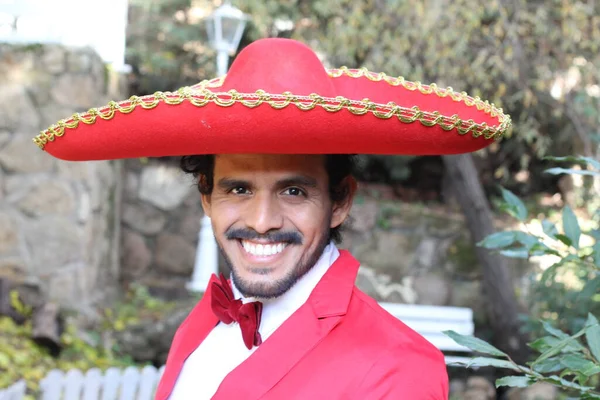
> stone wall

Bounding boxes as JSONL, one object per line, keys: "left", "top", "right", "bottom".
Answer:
{"left": 0, "top": 44, "right": 124, "bottom": 313}
{"left": 120, "top": 158, "right": 201, "bottom": 299}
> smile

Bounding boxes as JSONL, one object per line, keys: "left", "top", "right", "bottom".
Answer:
{"left": 241, "top": 240, "right": 288, "bottom": 257}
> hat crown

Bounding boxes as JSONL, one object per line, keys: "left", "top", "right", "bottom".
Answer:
{"left": 220, "top": 38, "right": 336, "bottom": 97}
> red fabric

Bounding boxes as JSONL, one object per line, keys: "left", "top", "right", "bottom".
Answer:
{"left": 39, "top": 38, "right": 507, "bottom": 162}
{"left": 155, "top": 251, "right": 449, "bottom": 400}
{"left": 210, "top": 273, "right": 263, "bottom": 350}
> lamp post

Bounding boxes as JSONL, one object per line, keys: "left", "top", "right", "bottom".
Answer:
{"left": 186, "top": 1, "right": 249, "bottom": 293}
{"left": 205, "top": 0, "right": 249, "bottom": 76}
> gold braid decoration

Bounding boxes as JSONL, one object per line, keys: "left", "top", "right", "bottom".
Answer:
{"left": 327, "top": 67, "right": 505, "bottom": 119}
{"left": 191, "top": 66, "right": 508, "bottom": 119}
{"left": 33, "top": 87, "right": 510, "bottom": 150}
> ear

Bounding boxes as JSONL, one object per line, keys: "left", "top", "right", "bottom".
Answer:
{"left": 330, "top": 176, "right": 358, "bottom": 229}
{"left": 200, "top": 193, "right": 212, "bottom": 219}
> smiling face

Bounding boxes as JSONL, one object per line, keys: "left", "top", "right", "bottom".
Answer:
{"left": 201, "top": 154, "right": 356, "bottom": 299}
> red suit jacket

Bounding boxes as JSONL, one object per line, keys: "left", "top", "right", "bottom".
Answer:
{"left": 156, "top": 250, "right": 449, "bottom": 399}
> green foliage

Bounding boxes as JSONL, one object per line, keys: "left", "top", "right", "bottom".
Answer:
{"left": 0, "top": 285, "right": 176, "bottom": 397}
{"left": 100, "top": 283, "right": 177, "bottom": 336}
{"left": 445, "top": 314, "right": 600, "bottom": 398}
{"left": 499, "top": 186, "right": 528, "bottom": 222}
{"left": 446, "top": 157, "right": 600, "bottom": 397}
{"left": 0, "top": 291, "right": 132, "bottom": 397}
{"left": 479, "top": 157, "right": 600, "bottom": 337}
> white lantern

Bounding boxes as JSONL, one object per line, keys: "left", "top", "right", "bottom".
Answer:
{"left": 205, "top": 1, "right": 248, "bottom": 75}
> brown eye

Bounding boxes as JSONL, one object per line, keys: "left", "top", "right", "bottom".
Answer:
{"left": 231, "top": 187, "right": 249, "bottom": 195}
{"left": 284, "top": 187, "right": 305, "bottom": 196}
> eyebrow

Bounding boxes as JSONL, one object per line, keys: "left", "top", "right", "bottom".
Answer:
{"left": 216, "top": 175, "right": 319, "bottom": 190}
{"left": 217, "top": 178, "right": 250, "bottom": 191}
{"left": 276, "top": 175, "right": 318, "bottom": 188}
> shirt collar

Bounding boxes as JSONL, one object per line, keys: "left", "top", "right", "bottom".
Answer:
{"left": 230, "top": 241, "right": 340, "bottom": 336}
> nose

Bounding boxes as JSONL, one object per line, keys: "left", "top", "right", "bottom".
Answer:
{"left": 244, "top": 192, "right": 284, "bottom": 234}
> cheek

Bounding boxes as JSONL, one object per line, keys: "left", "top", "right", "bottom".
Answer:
{"left": 210, "top": 202, "right": 241, "bottom": 232}
{"left": 283, "top": 203, "right": 331, "bottom": 234}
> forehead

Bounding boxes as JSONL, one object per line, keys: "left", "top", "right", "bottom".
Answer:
{"left": 213, "top": 154, "right": 327, "bottom": 177}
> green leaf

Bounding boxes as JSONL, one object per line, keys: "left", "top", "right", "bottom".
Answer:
{"left": 0, "top": 352, "right": 9, "bottom": 369}
{"left": 443, "top": 330, "right": 508, "bottom": 357}
{"left": 542, "top": 219, "right": 559, "bottom": 239}
{"left": 542, "top": 320, "right": 570, "bottom": 339}
{"left": 583, "top": 365, "right": 600, "bottom": 376}
{"left": 530, "top": 335, "right": 583, "bottom": 354}
{"left": 533, "top": 327, "right": 587, "bottom": 366}
{"left": 500, "top": 187, "right": 527, "bottom": 221}
{"left": 530, "top": 356, "right": 564, "bottom": 374}
{"left": 563, "top": 206, "right": 581, "bottom": 249}
{"left": 530, "top": 336, "right": 558, "bottom": 353}
{"left": 545, "top": 374, "right": 595, "bottom": 391}
{"left": 544, "top": 167, "right": 600, "bottom": 176}
{"left": 585, "top": 314, "right": 600, "bottom": 363}
{"left": 589, "top": 229, "right": 600, "bottom": 241}
{"left": 581, "top": 392, "right": 600, "bottom": 400}
{"left": 560, "top": 354, "right": 599, "bottom": 376}
{"left": 495, "top": 376, "right": 531, "bottom": 388}
{"left": 579, "top": 277, "right": 600, "bottom": 302}
{"left": 529, "top": 243, "right": 560, "bottom": 257}
{"left": 478, "top": 231, "right": 517, "bottom": 249}
{"left": 499, "top": 248, "right": 530, "bottom": 259}
{"left": 458, "top": 357, "right": 521, "bottom": 371}
{"left": 554, "top": 234, "right": 573, "bottom": 247}
{"left": 514, "top": 231, "right": 541, "bottom": 249}
{"left": 593, "top": 242, "right": 600, "bottom": 268}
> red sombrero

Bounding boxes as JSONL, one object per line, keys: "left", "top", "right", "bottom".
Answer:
{"left": 32, "top": 38, "right": 511, "bottom": 161}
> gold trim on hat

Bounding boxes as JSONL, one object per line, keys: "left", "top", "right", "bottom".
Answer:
{"left": 33, "top": 67, "right": 511, "bottom": 151}
{"left": 330, "top": 67, "right": 504, "bottom": 118}
{"left": 194, "top": 67, "right": 507, "bottom": 119}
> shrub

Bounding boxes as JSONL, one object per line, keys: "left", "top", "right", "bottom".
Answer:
{"left": 0, "top": 283, "right": 176, "bottom": 397}
{"left": 446, "top": 155, "right": 600, "bottom": 398}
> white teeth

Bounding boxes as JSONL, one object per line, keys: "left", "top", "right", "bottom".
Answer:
{"left": 241, "top": 241, "right": 287, "bottom": 256}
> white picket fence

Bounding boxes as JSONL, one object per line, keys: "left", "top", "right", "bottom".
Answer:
{"left": 1, "top": 365, "right": 164, "bottom": 400}
{"left": 0, "top": 380, "right": 26, "bottom": 400}
{"left": 41, "top": 365, "right": 165, "bottom": 400}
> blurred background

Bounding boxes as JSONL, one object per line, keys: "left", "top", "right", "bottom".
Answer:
{"left": 0, "top": 0, "right": 599, "bottom": 399}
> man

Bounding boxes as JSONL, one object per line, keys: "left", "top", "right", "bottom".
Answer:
{"left": 34, "top": 38, "right": 510, "bottom": 399}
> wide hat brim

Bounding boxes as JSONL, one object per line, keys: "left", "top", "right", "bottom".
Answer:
{"left": 33, "top": 38, "right": 511, "bottom": 161}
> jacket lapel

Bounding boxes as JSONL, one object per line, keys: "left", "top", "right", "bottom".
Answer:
{"left": 212, "top": 250, "right": 360, "bottom": 400}
{"left": 155, "top": 275, "right": 220, "bottom": 400}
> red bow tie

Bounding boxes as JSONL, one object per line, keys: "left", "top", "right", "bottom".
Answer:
{"left": 210, "top": 274, "right": 263, "bottom": 350}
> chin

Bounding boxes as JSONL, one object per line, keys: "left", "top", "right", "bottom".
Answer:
{"left": 218, "top": 235, "right": 328, "bottom": 299}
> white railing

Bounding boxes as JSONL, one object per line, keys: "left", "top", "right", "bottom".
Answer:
{"left": 39, "top": 365, "right": 164, "bottom": 400}
{"left": 0, "top": 380, "right": 26, "bottom": 400}
{"left": 0, "top": 0, "right": 129, "bottom": 72}
{"left": 379, "top": 302, "right": 475, "bottom": 365}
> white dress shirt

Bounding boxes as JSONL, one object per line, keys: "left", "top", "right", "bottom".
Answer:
{"left": 169, "top": 242, "right": 340, "bottom": 399}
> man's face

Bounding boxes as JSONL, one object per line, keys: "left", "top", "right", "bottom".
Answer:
{"left": 201, "top": 154, "right": 354, "bottom": 299}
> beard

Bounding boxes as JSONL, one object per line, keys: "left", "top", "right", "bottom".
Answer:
{"left": 217, "top": 219, "right": 332, "bottom": 299}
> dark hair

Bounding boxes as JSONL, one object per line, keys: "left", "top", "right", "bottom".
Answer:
{"left": 180, "top": 155, "right": 357, "bottom": 243}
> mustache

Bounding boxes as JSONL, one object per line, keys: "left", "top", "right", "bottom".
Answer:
{"left": 225, "top": 228, "right": 303, "bottom": 245}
